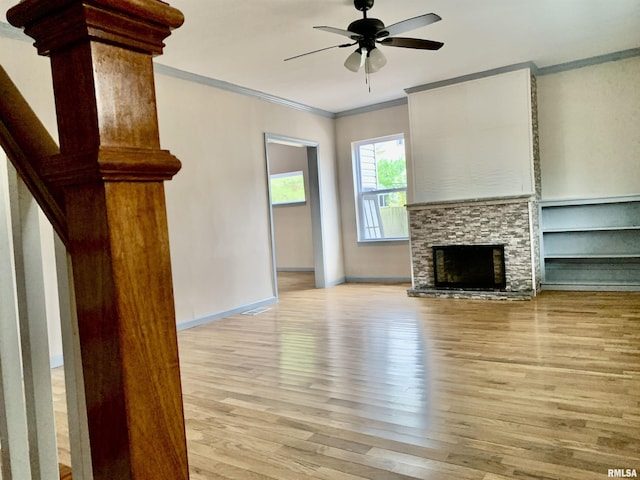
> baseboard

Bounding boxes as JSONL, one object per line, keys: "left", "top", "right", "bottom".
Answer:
{"left": 49, "top": 297, "right": 278, "bottom": 369}
{"left": 277, "top": 267, "right": 315, "bottom": 272}
{"left": 345, "top": 276, "right": 411, "bottom": 284}
{"left": 50, "top": 354, "right": 64, "bottom": 369}
{"left": 541, "top": 283, "right": 640, "bottom": 292}
{"left": 176, "top": 296, "right": 278, "bottom": 332}
{"left": 325, "top": 277, "right": 346, "bottom": 287}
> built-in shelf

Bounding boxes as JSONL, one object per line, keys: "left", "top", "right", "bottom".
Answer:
{"left": 543, "top": 226, "right": 640, "bottom": 233}
{"left": 545, "top": 254, "right": 640, "bottom": 259}
{"left": 540, "top": 196, "right": 640, "bottom": 291}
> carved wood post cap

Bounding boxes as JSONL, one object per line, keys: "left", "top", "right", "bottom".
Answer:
{"left": 7, "top": 0, "right": 184, "bottom": 56}
{"left": 42, "top": 147, "right": 182, "bottom": 186}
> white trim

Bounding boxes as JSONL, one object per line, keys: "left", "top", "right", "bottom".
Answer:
{"left": 540, "top": 194, "right": 640, "bottom": 207}
{"left": 345, "top": 276, "right": 411, "bottom": 284}
{"left": 528, "top": 201, "right": 538, "bottom": 292}
{"left": 176, "top": 297, "right": 277, "bottom": 332}
{"left": 276, "top": 267, "right": 315, "bottom": 272}
{"left": 0, "top": 152, "right": 33, "bottom": 479}
{"left": 49, "top": 355, "right": 64, "bottom": 369}
{"left": 352, "top": 134, "right": 409, "bottom": 241}
{"left": 541, "top": 284, "right": 640, "bottom": 292}
{"left": 0, "top": 21, "right": 26, "bottom": 41}
{"left": 335, "top": 97, "right": 408, "bottom": 118}
{"left": 11, "top": 165, "right": 59, "bottom": 479}
{"left": 55, "top": 240, "right": 94, "bottom": 479}
{"left": 2, "top": 21, "right": 637, "bottom": 118}
{"left": 264, "top": 133, "right": 327, "bottom": 291}
{"left": 405, "top": 63, "right": 537, "bottom": 94}
{"left": 325, "top": 277, "right": 346, "bottom": 287}
{"left": 153, "top": 63, "right": 335, "bottom": 119}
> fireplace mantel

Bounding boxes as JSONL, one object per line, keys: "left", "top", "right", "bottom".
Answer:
{"left": 407, "top": 194, "right": 536, "bottom": 211}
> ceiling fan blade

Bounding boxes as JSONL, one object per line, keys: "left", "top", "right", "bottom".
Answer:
{"left": 379, "top": 37, "right": 444, "bottom": 50}
{"left": 379, "top": 13, "right": 441, "bottom": 38}
{"left": 284, "top": 42, "right": 356, "bottom": 62}
{"left": 314, "top": 25, "right": 362, "bottom": 40}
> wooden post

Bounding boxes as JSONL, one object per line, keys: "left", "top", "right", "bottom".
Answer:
{"left": 7, "top": 1, "right": 188, "bottom": 479}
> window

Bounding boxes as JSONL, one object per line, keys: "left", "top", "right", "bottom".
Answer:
{"left": 353, "top": 134, "right": 408, "bottom": 241}
{"left": 270, "top": 170, "right": 306, "bottom": 205}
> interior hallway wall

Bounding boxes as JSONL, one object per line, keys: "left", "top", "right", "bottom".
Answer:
{"left": 268, "top": 143, "right": 314, "bottom": 271}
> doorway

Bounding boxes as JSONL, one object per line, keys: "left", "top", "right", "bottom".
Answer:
{"left": 264, "top": 133, "right": 326, "bottom": 297}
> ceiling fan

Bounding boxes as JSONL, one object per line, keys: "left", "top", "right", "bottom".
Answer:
{"left": 285, "top": 0, "right": 444, "bottom": 74}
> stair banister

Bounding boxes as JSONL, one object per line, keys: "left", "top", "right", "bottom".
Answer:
{"left": 6, "top": 1, "right": 189, "bottom": 479}
{"left": 0, "top": 66, "right": 67, "bottom": 246}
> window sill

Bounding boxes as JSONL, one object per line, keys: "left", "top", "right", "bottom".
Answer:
{"left": 273, "top": 201, "right": 307, "bottom": 207}
{"left": 357, "top": 238, "right": 409, "bottom": 245}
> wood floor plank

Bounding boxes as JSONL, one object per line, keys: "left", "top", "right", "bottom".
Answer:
{"left": 49, "top": 274, "right": 640, "bottom": 479}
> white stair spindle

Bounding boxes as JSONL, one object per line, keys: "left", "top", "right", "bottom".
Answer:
{"left": 7, "top": 162, "right": 59, "bottom": 479}
{"left": 54, "top": 234, "right": 94, "bottom": 480}
{"left": 0, "top": 154, "right": 32, "bottom": 480}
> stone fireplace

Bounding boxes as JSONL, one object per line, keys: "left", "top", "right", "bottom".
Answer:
{"left": 405, "top": 67, "right": 541, "bottom": 299}
{"left": 407, "top": 196, "right": 540, "bottom": 299}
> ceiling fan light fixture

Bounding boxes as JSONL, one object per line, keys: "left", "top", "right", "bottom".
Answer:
{"left": 365, "top": 46, "right": 386, "bottom": 73}
{"left": 344, "top": 48, "right": 365, "bottom": 72}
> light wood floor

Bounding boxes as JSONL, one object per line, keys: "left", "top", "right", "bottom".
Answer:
{"left": 52, "top": 273, "right": 640, "bottom": 479}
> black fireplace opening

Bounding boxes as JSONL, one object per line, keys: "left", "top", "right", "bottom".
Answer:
{"left": 433, "top": 245, "right": 506, "bottom": 290}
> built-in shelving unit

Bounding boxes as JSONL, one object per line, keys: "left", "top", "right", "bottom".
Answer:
{"left": 539, "top": 196, "right": 640, "bottom": 290}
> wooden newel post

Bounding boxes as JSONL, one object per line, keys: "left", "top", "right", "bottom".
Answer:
{"left": 7, "top": 1, "right": 189, "bottom": 478}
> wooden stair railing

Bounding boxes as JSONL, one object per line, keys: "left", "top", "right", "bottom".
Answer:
{"left": 3, "top": 1, "right": 188, "bottom": 479}
{"left": 0, "top": 66, "right": 67, "bottom": 246}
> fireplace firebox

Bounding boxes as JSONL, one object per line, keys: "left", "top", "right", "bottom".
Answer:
{"left": 433, "top": 245, "right": 506, "bottom": 290}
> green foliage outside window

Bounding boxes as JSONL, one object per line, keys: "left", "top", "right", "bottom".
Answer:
{"left": 270, "top": 171, "right": 306, "bottom": 205}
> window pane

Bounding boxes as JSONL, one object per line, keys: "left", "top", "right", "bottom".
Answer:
{"left": 362, "top": 191, "right": 408, "bottom": 240}
{"left": 354, "top": 135, "right": 408, "bottom": 241}
{"left": 374, "top": 139, "right": 407, "bottom": 190}
{"left": 270, "top": 171, "right": 306, "bottom": 205}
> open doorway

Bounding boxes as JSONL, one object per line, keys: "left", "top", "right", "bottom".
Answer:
{"left": 264, "top": 134, "right": 326, "bottom": 297}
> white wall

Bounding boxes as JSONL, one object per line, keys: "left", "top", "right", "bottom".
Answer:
{"left": 335, "top": 104, "right": 412, "bottom": 281}
{"left": 4, "top": 24, "right": 639, "bottom": 334}
{"left": 538, "top": 56, "right": 640, "bottom": 200}
{"left": 408, "top": 68, "right": 535, "bottom": 203}
{"left": 268, "top": 143, "right": 314, "bottom": 270}
{"left": 155, "top": 72, "right": 343, "bottom": 324}
{"left": 1, "top": 33, "right": 344, "bottom": 332}
{"left": 1, "top": 37, "right": 63, "bottom": 363}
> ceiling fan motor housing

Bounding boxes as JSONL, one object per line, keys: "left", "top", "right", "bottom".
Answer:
{"left": 354, "top": 0, "right": 374, "bottom": 12}
{"left": 347, "top": 17, "right": 388, "bottom": 49}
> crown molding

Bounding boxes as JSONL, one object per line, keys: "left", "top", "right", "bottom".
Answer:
{"left": 536, "top": 48, "right": 640, "bottom": 75}
{"left": 0, "top": 20, "right": 26, "bottom": 41}
{"left": 3, "top": 21, "right": 637, "bottom": 118}
{"left": 153, "top": 63, "right": 336, "bottom": 119}
{"left": 404, "top": 62, "right": 538, "bottom": 95}
{"left": 335, "top": 97, "right": 408, "bottom": 118}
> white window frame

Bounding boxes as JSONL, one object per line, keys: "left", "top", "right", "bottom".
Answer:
{"left": 352, "top": 134, "right": 409, "bottom": 242}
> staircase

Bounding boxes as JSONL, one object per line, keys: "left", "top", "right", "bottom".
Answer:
{"left": 0, "top": 1, "right": 189, "bottom": 479}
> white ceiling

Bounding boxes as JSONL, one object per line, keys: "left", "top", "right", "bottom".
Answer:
{"left": 4, "top": 0, "right": 640, "bottom": 114}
